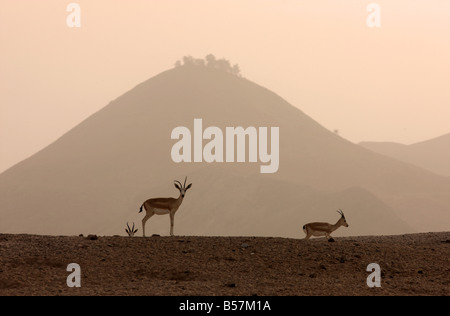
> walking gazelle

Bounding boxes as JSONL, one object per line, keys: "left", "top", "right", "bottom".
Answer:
{"left": 139, "top": 177, "right": 192, "bottom": 237}
{"left": 303, "top": 209, "right": 349, "bottom": 241}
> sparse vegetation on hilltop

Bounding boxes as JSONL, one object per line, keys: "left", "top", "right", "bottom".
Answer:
{"left": 175, "top": 54, "right": 241, "bottom": 77}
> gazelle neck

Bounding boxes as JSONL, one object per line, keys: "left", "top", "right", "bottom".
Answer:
{"left": 176, "top": 192, "right": 184, "bottom": 206}
{"left": 331, "top": 218, "right": 344, "bottom": 232}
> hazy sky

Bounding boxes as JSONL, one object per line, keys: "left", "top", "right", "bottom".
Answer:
{"left": 1, "top": 0, "right": 449, "bottom": 173}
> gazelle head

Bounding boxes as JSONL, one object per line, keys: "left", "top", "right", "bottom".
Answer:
{"left": 174, "top": 177, "right": 192, "bottom": 198}
{"left": 126, "top": 222, "right": 138, "bottom": 237}
{"left": 337, "top": 209, "right": 349, "bottom": 227}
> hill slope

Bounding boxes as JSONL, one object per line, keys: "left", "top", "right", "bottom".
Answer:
{"left": 0, "top": 65, "right": 449, "bottom": 237}
{"left": 360, "top": 133, "right": 450, "bottom": 177}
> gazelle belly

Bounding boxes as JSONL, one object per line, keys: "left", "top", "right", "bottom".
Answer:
{"left": 312, "top": 231, "right": 327, "bottom": 237}
{"left": 154, "top": 209, "right": 170, "bottom": 215}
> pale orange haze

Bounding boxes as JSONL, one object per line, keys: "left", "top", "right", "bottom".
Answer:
{"left": 1, "top": 0, "right": 449, "bottom": 173}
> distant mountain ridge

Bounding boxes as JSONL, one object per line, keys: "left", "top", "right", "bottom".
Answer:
{"left": 0, "top": 65, "right": 449, "bottom": 237}
{"left": 360, "top": 133, "right": 450, "bottom": 177}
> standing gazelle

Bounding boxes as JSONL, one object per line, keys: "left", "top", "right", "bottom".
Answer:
{"left": 303, "top": 209, "right": 349, "bottom": 241}
{"left": 139, "top": 177, "right": 192, "bottom": 237}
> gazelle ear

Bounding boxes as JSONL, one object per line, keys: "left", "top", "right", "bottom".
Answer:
{"left": 174, "top": 183, "right": 181, "bottom": 190}
{"left": 186, "top": 183, "right": 192, "bottom": 190}
{"left": 134, "top": 229, "right": 138, "bottom": 233}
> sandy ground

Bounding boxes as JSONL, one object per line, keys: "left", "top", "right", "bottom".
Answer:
{"left": 0, "top": 232, "right": 449, "bottom": 296}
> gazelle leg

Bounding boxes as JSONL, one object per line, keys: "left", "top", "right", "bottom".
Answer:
{"left": 169, "top": 212, "right": 175, "bottom": 236}
{"left": 303, "top": 226, "right": 312, "bottom": 240}
{"left": 142, "top": 211, "right": 154, "bottom": 237}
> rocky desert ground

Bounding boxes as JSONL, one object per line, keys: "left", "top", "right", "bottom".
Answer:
{"left": 0, "top": 232, "right": 449, "bottom": 296}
